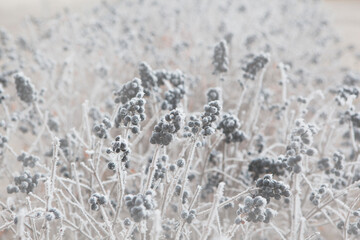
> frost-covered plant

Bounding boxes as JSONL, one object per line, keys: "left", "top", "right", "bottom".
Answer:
{"left": 1, "top": 0, "right": 360, "bottom": 239}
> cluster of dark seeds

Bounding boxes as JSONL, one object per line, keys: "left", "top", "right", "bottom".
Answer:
{"left": 89, "top": 193, "right": 107, "bottom": 211}
{"left": 337, "top": 213, "right": 360, "bottom": 236}
{"left": 114, "top": 78, "right": 144, "bottom": 104}
{"left": 212, "top": 40, "right": 229, "bottom": 74}
{"left": 162, "top": 87, "right": 185, "bottom": 111}
{"left": 154, "top": 69, "right": 169, "bottom": 86}
{"left": 242, "top": 53, "right": 270, "bottom": 80}
{"left": 106, "top": 136, "right": 131, "bottom": 169}
{"left": 174, "top": 181, "right": 189, "bottom": 204}
{"left": 220, "top": 197, "right": 234, "bottom": 209}
{"left": 217, "top": 113, "right": 246, "bottom": 143}
{"left": 114, "top": 96, "right": 146, "bottom": 134}
{"left": 248, "top": 157, "right": 286, "bottom": 181}
{"left": 183, "top": 115, "right": 201, "bottom": 137}
{"left": 161, "top": 70, "right": 186, "bottom": 110}
{"left": 45, "top": 208, "right": 61, "bottom": 221}
{"left": 124, "top": 191, "right": 156, "bottom": 222}
{"left": 17, "top": 152, "right": 39, "bottom": 168}
{"left": 335, "top": 86, "right": 359, "bottom": 106}
{"left": 181, "top": 209, "right": 197, "bottom": 223}
{"left": 93, "top": 116, "right": 112, "bottom": 139}
{"left": 309, "top": 184, "right": 327, "bottom": 206}
{"left": 236, "top": 195, "right": 275, "bottom": 223}
{"left": 150, "top": 109, "right": 182, "bottom": 146}
{"left": 206, "top": 88, "right": 221, "bottom": 102}
{"left": 201, "top": 101, "right": 221, "bottom": 136}
{"left": 283, "top": 119, "right": 318, "bottom": 173}
{"left": 145, "top": 155, "right": 168, "bottom": 188}
{"left": 7, "top": 171, "right": 40, "bottom": 194}
{"left": 255, "top": 174, "right": 290, "bottom": 203}
{"left": 139, "top": 62, "right": 158, "bottom": 96}
{"left": 14, "top": 73, "right": 37, "bottom": 104}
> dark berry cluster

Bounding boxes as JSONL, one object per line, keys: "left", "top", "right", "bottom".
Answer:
{"left": 145, "top": 155, "right": 167, "bottom": 188}
{"left": 174, "top": 181, "right": 189, "bottom": 204}
{"left": 14, "top": 73, "right": 37, "bottom": 104}
{"left": 89, "top": 193, "right": 107, "bottom": 211}
{"left": 7, "top": 171, "right": 40, "bottom": 194}
{"left": 248, "top": 157, "right": 286, "bottom": 181}
{"left": 236, "top": 196, "right": 275, "bottom": 223}
{"left": 220, "top": 197, "right": 234, "bottom": 209}
{"left": 283, "top": 119, "right": 318, "bottom": 173}
{"left": 161, "top": 70, "right": 186, "bottom": 110}
{"left": 114, "top": 78, "right": 144, "bottom": 104}
{"left": 255, "top": 174, "right": 290, "bottom": 203}
{"left": 154, "top": 69, "right": 169, "bottom": 86}
{"left": 201, "top": 101, "right": 221, "bottom": 136}
{"left": 93, "top": 116, "right": 112, "bottom": 139}
{"left": 150, "top": 110, "right": 182, "bottom": 146}
{"left": 335, "top": 86, "right": 359, "bottom": 106}
{"left": 124, "top": 191, "right": 156, "bottom": 222}
{"left": 45, "top": 208, "right": 61, "bottom": 221}
{"left": 212, "top": 40, "right": 229, "bottom": 74}
{"left": 242, "top": 53, "right": 269, "bottom": 80}
{"left": 181, "top": 209, "right": 197, "bottom": 224}
{"left": 183, "top": 115, "right": 201, "bottom": 137}
{"left": 106, "top": 136, "right": 131, "bottom": 169}
{"left": 139, "top": 62, "right": 158, "bottom": 96}
{"left": 217, "top": 113, "right": 246, "bottom": 143}
{"left": 17, "top": 152, "right": 39, "bottom": 168}
{"left": 114, "top": 97, "right": 146, "bottom": 134}
{"left": 337, "top": 210, "right": 360, "bottom": 236}
{"left": 309, "top": 184, "right": 327, "bottom": 206}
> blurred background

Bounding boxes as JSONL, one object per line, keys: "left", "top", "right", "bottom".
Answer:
{"left": 0, "top": 0, "right": 359, "bottom": 48}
